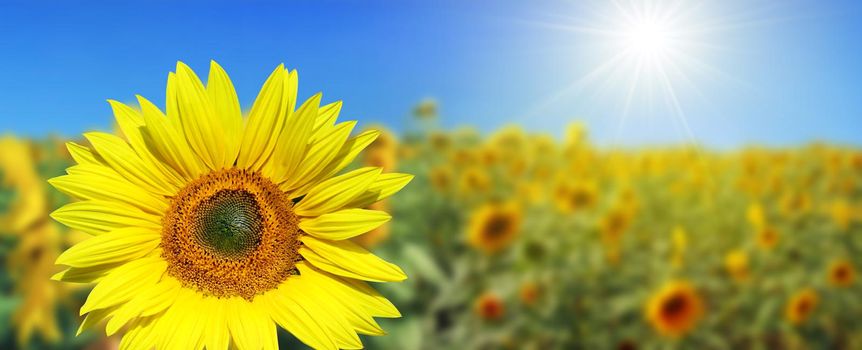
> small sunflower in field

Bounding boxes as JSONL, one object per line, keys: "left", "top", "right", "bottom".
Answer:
{"left": 518, "top": 282, "right": 541, "bottom": 307}
{"left": 645, "top": 280, "right": 704, "bottom": 338}
{"left": 779, "top": 191, "right": 811, "bottom": 218}
{"left": 363, "top": 127, "right": 397, "bottom": 172}
{"left": 459, "top": 167, "right": 492, "bottom": 194}
{"left": 670, "top": 226, "right": 687, "bottom": 269}
{"left": 599, "top": 205, "right": 632, "bottom": 244}
{"left": 429, "top": 166, "right": 453, "bottom": 192}
{"left": 829, "top": 199, "right": 853, "bottom": 232}
{"left": 746, "top": 201, "right": 766, "bottom": 229}
{"left": 8, "top": 221, "right": 63, "bottom": 345}
{"left": 467, "top": 201, "right": 522, "bottom": 254}
{"left": 756, "top": 225, "right": 779, "bottom": 250}
{"left": 553, "top": 179, "right": 597, "bottom": 213}
{"left": 49, "top": 62, "right": 412, "bottom": 349}
{"left": 785, "top": 288, "right": 818, "bottom": 325}
{"left": 475, "top": 292, "right": 505, "bottom": 321}
{"left": 827, "top": 259, "right": 855, "bottom": 287}
{"left": 724, "top": 249, "right": 750, "bottom": 282}
{"left": 0, "top": 137, "right": 47, "bottom": 233}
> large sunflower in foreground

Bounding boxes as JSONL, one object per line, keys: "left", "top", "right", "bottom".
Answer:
{"left": 49, "top": 61, "right": 412, "bottom": 349}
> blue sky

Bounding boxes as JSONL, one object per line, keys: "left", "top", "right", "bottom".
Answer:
{"left": 0, "top": 0, "right": 860, "bottom": 148}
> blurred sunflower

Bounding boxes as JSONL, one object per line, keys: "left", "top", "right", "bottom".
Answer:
{"left": 724, "top": 249, "right": 750, "bottom": 283}
{"left": 756, "top": 225, "right": 779, "bottom": 251}
{"left": 363, "top": 127, "right": 397, "bottom": 172}
{"left": 779, "top": 191, "right": 811, "bottom": 218}
{"left": 49, "top": 62, "right": 412, "bottom": 349}
{"left": 0, "top": 136, "right": 47, "bottom": 233}
{"left": 827, "top": 259, "right": 855, "bottom": 287}
{"left": 429, "top": 166, "right": 453, "bottom": 193}
{"left": 828, "top": 199, "right": 853, "bottom": 232}
{"left": 785, "top": 288, "right": 818, "bottom": 325}
{"left": 553, "top": 180, "right": 597, "bottom": 213}
{"left": 670, "top": 226, "right": 687, "bottom": 269}
{"left": 518, "top": 282, "right": 541, "bottom": 307}
{"left": 467, "top": 201, "right": 522, "bottom": 254}
{"left": 599, "top": 205, "right": 633, "bottom": 244}
{"left": 475, "top": 292, "right": 504, "bottom": 321}
{"left": 459, "top": 167, "right": 491, "bottom": 195}
{"left": 645, "top": 280, "right": 704, "bottom": 338}
{"left": 746, "top": 201, "right": 766, "bottom": 229}
{"left": 8, "top": 221, "right": 63, "bottom": 345}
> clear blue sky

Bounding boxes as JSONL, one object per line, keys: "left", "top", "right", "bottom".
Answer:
{"left": 0, "top": 0, "right": 860, "bottom": 148}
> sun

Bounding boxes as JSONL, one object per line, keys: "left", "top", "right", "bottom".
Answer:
{"left": 519, "top": 0, "right": 758, "bottom": 145}
{"left": 625, "top": 19, "right": 671, "bottom": 56}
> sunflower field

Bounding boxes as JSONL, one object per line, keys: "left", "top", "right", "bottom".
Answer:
{"left": 1, "top": 101, "right": 861, "bottom": 350}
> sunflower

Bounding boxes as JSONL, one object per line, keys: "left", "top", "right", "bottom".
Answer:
{"left": 8, "top": 220, "right": 64, "bottom": 345}
{"left": 0, "top": 136, "right": 47, "bottom": 233}
{"left": 459, "top": 167, "right": 491, "bottom": 194}
{"left": 363, "top": 127, "right": 397, "bottom": 172}
{"left": 645, "top": 280, "right": 704, "bottom": 338}
{"left": 429, "top": 166, "right": 453, "bottom": 192}
{"left": 756, "top": 225, "right": 779, "bottom": 250}
{"left": 518, "top": 282, "right": 541, "bottom": 307}
{"left": 785, "top": 288, "right": 817, "bottom": 325}
{"left": 670, "top": 226, "right": 687, "bottom": 269}
{"left": 829, "top": 199, "right": 853, "bottom": 232}
{"left": 599, "top": 205, "right": 632, "bottom": 244}
{"left": 553, "top": 180, "right": 597, "bottom": 214}
{"left": 724, "top": 249, "right": 750, "bottom": 282}
{"left": 746, "top": 201, "right": 765, "bottom": 229}
{"left": 467, "top": 201, "right": 522, "bottom": 254}
{"left": 475, "top": 292, "right": 505, "bottom": 321}
{"left": 49, "top": 62, "right": 413, "bottom": 349}
{"left": 827, "top": 259, "right": 855, "bottom": 287}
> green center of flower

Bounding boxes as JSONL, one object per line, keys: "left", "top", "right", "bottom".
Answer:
{"left": 191, "top": 189, "right": 263, "bottom": 259}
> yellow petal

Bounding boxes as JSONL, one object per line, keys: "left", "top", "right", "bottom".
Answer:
{"left": 281, "top": 120, "right": 355, "bottom": 193}
{"left": 85, "top": 131, "right": 177, "bottom": 196}
{"left": 237, "top": 65, "right": 288, "bottom": 171}
{"left": 299, "top": 209, "right": 390, "bottom": 241}
{"left": 347, "top": 172, "right": 414, "bottom": 209}
{"left": 49, "top": 171, "right": 167, "bottom": 215}
{"left": 266, "top": 91, "right": 319, "bottom": 183}
{"left": 263, "top": 277, "right": 339, "bottom": 350}
{"left": 137, "top": 94, "right": 205, "bottom": 179}
{"left": 301, "top": 236, "right": 406, "bottom": 282}
{"left": 202, "top": 297, "right": 230, "bottom": 350}
{"left": 317, "top": 129, "right": 380, "bottom": 181}
{"left": 104, "top": 277, "right": 181, "bottom": 336}
{"left": 51, "top": 200, "right": 161, "bottom": 236}
{"left": 294, "top": 167, "right": 381, "bottom": 216}
{"left": 52, "top": 263, "right": 124, "bottom": 283}
{"left": 206, "top": 60, "right": 243, "bottom": 167}
{"left": 312, "top": 101, "right": 343, "bottom": 136}
{"left": 56, "top": 227, "right": 159, "bottom": 267}
{"left": 299, "top": 262, "right": 401, "bottom": 318}
{"left": 80, "top": 257, "right": 165, "bottom": 314}
{"left": 271, "top": 271, "right": 363, "bottom": 348}
{"left": 108, "top": 100, "right": 187, "bottom": 189}
{"left": 66, "top": 141, "right": 101, "bottom": 166}
{"left": 174, "top": 61, "right": 227, "bottom": 169}
{"left": 227, "top": 298, "right": 272, "bottom": 350}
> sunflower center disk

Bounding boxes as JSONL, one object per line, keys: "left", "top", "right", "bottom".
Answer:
{"left": 192, "top": 190, "right": 263, "bottom": 259}
{"left": 162, "top": 168, "right": 301, "bottom": 300}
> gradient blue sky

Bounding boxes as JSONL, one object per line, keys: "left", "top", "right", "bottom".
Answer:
{"left": 0, "top": 0, "right": 860, "bottom": 148}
